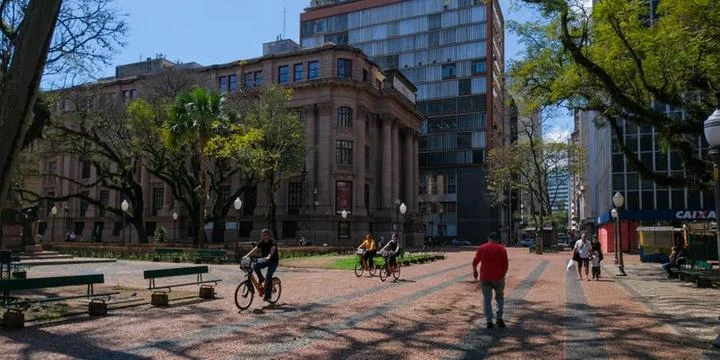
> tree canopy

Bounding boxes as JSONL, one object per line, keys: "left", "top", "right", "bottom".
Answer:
{"left": 511, "top": 0, "right": 720, "bottom": 191}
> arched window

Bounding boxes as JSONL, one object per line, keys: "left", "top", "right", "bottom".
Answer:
{"left": 337, "top": 106, "right": 353, "bottom": 127}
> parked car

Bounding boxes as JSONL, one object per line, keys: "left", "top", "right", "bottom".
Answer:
{"left": 451, "top": 238, "right": 472, "bottom": 246}
{"left": 519, "top": 238, "right": 536, "bottom": 247}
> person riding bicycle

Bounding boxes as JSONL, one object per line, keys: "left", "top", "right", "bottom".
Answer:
{"left": 357, "top": 233, "right": 377, "bottom": 268}
{"left": 379, "top": 232, "right": 400, "bottom": 267}
{"left": 247, "top": 228, "right": 279, "bottom": 302}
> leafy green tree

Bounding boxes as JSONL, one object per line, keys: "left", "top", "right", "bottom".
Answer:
{"left": 163, "top": 88, "right": 234, "bottom": 247}
{"left": 511, "top": 0, "right": 720, "bottom": 190}
{"left": 213, "top": 86, "right": 305, "bottom": 239}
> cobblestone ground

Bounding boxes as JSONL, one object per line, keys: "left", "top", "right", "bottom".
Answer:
{"left": 1, "top": 248, "right": 719, "bottom": 359}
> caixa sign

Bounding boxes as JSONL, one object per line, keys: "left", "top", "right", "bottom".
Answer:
{"left": 675, "top": 210, "right": 716, "bottom": 220}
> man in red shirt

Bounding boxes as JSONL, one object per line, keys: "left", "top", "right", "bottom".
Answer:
{"left": 472, "top": 232, "right": 509, "bottom": 328}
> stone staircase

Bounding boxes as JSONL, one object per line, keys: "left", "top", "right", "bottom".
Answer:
{"left": 17, "top": 251, "right": 116, "bottom": 267}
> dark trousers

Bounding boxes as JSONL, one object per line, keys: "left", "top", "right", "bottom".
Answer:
{"left": 252, "top": 258, "right": 278, "bottom": 299}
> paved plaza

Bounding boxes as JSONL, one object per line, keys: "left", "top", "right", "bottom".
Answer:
{"left": 1, "top": 248, "right": 720, "bottom": 359}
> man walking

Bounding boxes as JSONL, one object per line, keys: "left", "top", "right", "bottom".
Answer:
{"left": 472, "top": 232, "right": 509, "bottom": 328}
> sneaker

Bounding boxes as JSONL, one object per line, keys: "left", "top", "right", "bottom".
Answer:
{"left": 496, "top": 319, "right": 506, "bottom": 328}
{"left": 486, "top": 321, "right": 494, "bottom": 329}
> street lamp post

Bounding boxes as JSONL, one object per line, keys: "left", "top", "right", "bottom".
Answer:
{"left": 50, "top": 205, "right": 58, "bottom": 243}
{"left": 399, "top": 202, "right": 407, "bottom": 250}
{"left": 439, "top": 207, "right": 444, "bottom": 245}
{"left": 704, "top": 109, "right": 720, "bottom": 350}
{"left": 121, "top": 200, "right": 129, "bottom": 246}
{"left": 612, "top": 191, "right": 626, "bottom": 276}
{"left": 233, "top": 197, "right": 242, "bottom": 247}
{"left": 172, "top": 211, "right": 178, "bottom": 243}
{"left": 341, "top": 209, "right": 348, "bottom": 244}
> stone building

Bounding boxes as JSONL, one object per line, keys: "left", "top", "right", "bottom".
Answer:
{"left": 39, "top": 42, "right": 423, "bottom": 247}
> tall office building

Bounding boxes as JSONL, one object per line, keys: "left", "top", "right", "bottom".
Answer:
{"left": 301, "top": 0, "right": 505, "bottom": 241}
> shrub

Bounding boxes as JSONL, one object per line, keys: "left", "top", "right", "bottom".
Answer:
{"left": 154, "top": 226, "right": 167, "bottom": 243}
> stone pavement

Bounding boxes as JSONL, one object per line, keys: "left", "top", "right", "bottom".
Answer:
{"left": 0, "top": 248, "right": 719, "bottom": 359}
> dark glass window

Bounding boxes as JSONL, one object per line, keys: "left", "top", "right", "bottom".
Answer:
{"left": 626, "top": 191, "right": 639, "bottom": 210}
{"left": 337, "top": 58, "right": 352, "bottom": 79}
{"left": 704, "top": 192, "right": 715, "bottom": 209}
{"left": 337, "top": 106, "right": 353, "bottom": 127}
{"left": 308, "top": 61, "right": 319, "bottom": 79}
{"left": 471, "top": 59, "right": 487, "bottom": 75}
{"left": 428, "top": 13, "right": 442, "bottom": 30}
{"left": 656, "top": 190, "right": 669, "bottom": 209}
{"left": 48, "top": 161, "right": 57, "bottom": 174}
{"left": 626, "top": 173, "right": 639, "bottom": 190}
{"left": 640, "top": 134, "right": 653, "bottom": 151}
{"left": 688, "top": 191, "right": 701, "bottom": 209}
{"left": 278, "top": 65, "right": 289, "bottom": 84}
{"left": 336, "top": 140, "right": 353, "bottom": 166}
{"left": 625, "top": 134, "right": 638, "bottom": 152}
{"left": 99, "top": 190, "right": 109, "bottom": 217}
{"left": 442, "top": 63, "right": 456, "bottom": 79}
{"left": 152, "top": 187, "right": 163, "bottom": 216}
{"left": 655, "top": 153, "right": 668, "bottom": 171}
{"left": 459, "top": 79, "right": 471, "bottom": 96}
{"left": 669, "top": 151, "right": 682, "bottom": 170}
{"left": 244, "top": 72, "right": 253, "bottom": 88}
{"left": 81, "top": 161, "right": 91, "bottom": 179}
{"left": 228, "top": 74, "right": 237, "bottom": 93}
{"left": 294, "top": 63, "right": 304, "bottom": 81}
{"left": 612, "top": 154, "right": 625, "bottom": 173}
{"left": 365, "top": 145, "right": 370, "bottom": 170}
{"left": 287, "top": 182, "right": 302, "bottom": 215}
{"left": 80, "top": 191, "right": 90, "bottom": 217}
{"left": 362, "top": 69, "right": 368, "bottom": 81}
{"left": 641, "top": 153, "right": 653, "bottom": 170}
{"left": 612, "top": 174, "right": 625, "bottom": 189}
{"left": 671, "top": 190, "right": 685, "bottom": 208}
{"left": 447, "top": 174, "right": 456, "bottom": 194}
{"left": 641, "top": 191, "right": 654, "bottom": 210}
{"left": 254, "top": 71, "right": 263, "bottom": 86}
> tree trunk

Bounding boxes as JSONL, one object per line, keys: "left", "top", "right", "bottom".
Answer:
{"left": 196, "top": 143, "right": 209, "bottom": 248}
{"left": 0, "top": 0, "right": 62, "bottom": 213}
{"left": 264, "top": 175, "right": 278, "bottom": 240}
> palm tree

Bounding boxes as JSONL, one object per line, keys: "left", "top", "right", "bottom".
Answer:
{"left": 164, "top": 88, "right": 229, "bottom": 247}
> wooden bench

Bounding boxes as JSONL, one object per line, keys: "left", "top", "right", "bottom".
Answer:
{"left": 143, "top": 266, "right": 221, "bottom": 306}
{"left": 194, "top": 249, "right": 227, "bottom": 264}
{"left": 0, "top": 274, "right": 117, "bottom": 327}
{"left": 153, "top": 248, "right": 184, "bottom": 262}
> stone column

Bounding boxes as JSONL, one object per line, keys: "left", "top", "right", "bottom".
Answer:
{"left": 382, "top": 115, "right": 392, "bottom": 209}
{"left": 391, "top": 120, "right": 400, "bottom": 210}
{"left": 403, "top": 129, "right": 414, "bottom": 211}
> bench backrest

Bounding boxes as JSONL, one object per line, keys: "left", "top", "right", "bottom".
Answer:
{"left": 196, "top": 250, "right": 226, "bottom": 256}
{"left": 0, "top": 274, "right": 104, "bottom": 291}
{"left": 155, "top": 248, "right": 184, "bottom": 254}
{"left": 695, "top": 260, "right": 712, "bottom": 271}
{"left": 143, "top": 266, "right": 208, "bottom": 279}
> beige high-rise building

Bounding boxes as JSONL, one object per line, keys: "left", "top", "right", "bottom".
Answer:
{"left": 37, "top": 41, "right": 423, "bottom": 248}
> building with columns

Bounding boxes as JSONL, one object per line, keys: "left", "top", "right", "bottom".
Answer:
{"left": 301, "top": 0, "right": 506, "bottom": 243}
{"left": 33, "top": 42, "right": 423, "bottom": 248}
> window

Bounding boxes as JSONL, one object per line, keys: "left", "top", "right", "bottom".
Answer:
{"left": 337, "top": 106, "right": 353, "bottom": 127}
{"left": 244, "top": 72, "right": 253, "bottom": 88}
{"left": 294, "top": 63, "right": 304, "bottom": 82}
{"left": 229, "top": 74, "right": 238, "bottom": 93}
{"left": 308, "top": 61, "right": 319, "bottom": 79}
{"left": 48, "top": 161, "right": 57, "bottom": 175}
{"left": 362, "top": 69, "right": 368, "bottom": 82}
{"left": 254, "top": 71, "right": 264, "bottom": 86}
{"left": 364, "top": 184, "right": 370, "bottom": 210}
{"left": 459, "top": 78, "right": 471, "bottom": 96}
{"left": 121, "top": 89, "right": 137, "bottom": 101}
{"left": 447, "top": 174, "right": 456, "bottom": 194}
{"left": 219, "top": 76, "right": 228, "bottom": 93}
{"left": 471, "top": 59, "right": 487, "bottom": 75}
{"left": 99, "top": 190, "right": 109, "bottom": 217}
{"left": 278, "top": 65, "right": 289, "bottom": 84}
{"left": 336, "top": 140, "right": 353, "bottom": 166}
{"left": 337, "top": 58, "right": 352, "bottom": 79}
{"left": 376, "top": 79, "right": 382, "bottom": 90}
{"left": 288, "top": 182, "right": 302, "bottom": 215}
{"left": 81, "top": 160, "right": 91, "bottom": 179}
{"left": 80, "top": 191, "right": 90, "bottom": 217}
{"left": 442, "top": 63, "right": 456, "bottom": 79}
{"left": 152, "top": 187, "right": 164, "bottom": 216}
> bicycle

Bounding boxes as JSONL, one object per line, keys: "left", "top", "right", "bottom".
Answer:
{"left": 235, "top": 256, "right": 282, "bottom": 310}
{"left": 378, "top": 250, "right": 401, "bottom": 282}
{"left": 354, "top": 249, "right": 377, "bottom": 277}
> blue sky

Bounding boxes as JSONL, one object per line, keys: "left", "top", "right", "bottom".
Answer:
{"left": 101, "top": 0, "right": 571, "bottom": 133}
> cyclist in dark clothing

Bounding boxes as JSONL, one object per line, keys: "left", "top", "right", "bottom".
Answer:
{"left": 379, "top": 232, "right": 400, "bottom": 266}
{"left": 248, "top": 228, "right": 279, "bottom": 302}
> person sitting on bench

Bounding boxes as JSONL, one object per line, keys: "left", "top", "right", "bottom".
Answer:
{"left": 662, "top": 245, "right": 686, "bottom": 278}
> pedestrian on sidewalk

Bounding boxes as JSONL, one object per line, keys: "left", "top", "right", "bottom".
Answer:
{"left": 573, "top": 232, "right": 592, "bottom": 280}
{"left": 591, "top": 235, "right": 604, "bottom": 279}
{"left": 472, "top": 231, "right": 509, "bottom": 329}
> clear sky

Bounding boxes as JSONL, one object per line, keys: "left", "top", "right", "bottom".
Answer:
{"left": 102, "top": 0, "right": 571, "bottom": 133}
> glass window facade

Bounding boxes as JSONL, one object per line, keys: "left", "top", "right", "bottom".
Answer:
{"left": 336, "top": 140, "right": 353, "bottom": 166}
{"left": 308, "top": 61, "right": 319, "bottom": 79}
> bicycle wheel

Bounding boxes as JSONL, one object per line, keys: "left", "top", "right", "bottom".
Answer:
{"left": 268, "top": 277, "right": 282, "bottom": 304}
{"left": 392, "top": 260, "right": 401, "bottom": 280}
{"left": 368, "top": 260, "right": 377, "bottom": 277}
{"left": 379, "top": 264, "right": 389, "bottom": 282}
{"left": 234, "top": 280, "right": 254, "bottom": 310}
{"left": 354, "top": 261, "right": 364, "bottom": 278}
